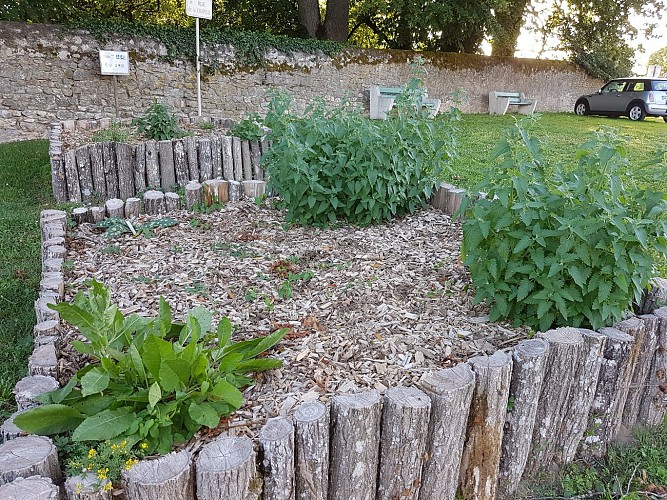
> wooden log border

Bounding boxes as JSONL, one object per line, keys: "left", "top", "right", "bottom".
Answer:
{"left": 48, "top": 120, "right": 270, "bottom": 203}
{"left": 7, "top": 178, "right": 667, "bottom": 498}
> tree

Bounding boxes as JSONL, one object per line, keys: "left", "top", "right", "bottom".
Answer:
{"left": 490, "top": 0, "right": 532, "bottom": 56}
{"left": 297, "top": 0, "right": 349, "bottom": 42}
{"left": 648, "top": 47, "right": 667, "bottom": 74}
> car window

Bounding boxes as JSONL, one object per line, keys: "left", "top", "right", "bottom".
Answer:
{"left": 653, "top": 81, "right": 667, "bottom": 91}
{"left": 602, "top": 81, "right": 626, "bottom": 92}
{"left": 632, "top": 82, "right": 645, "bottom": 91}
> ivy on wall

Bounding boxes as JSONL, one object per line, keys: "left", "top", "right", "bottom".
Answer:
{"left": 70, "top": 19, "right": 343, "bottom": 68}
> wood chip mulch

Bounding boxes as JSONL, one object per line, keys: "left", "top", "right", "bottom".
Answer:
{"left": 59, "top": 200, "right": 531, "bottom": 441}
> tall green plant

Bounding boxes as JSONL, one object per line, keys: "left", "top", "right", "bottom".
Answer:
{"left": 132, "top": 100, "right": 185, "bottom": 141}
{"left": 461, "top": 120, "right": 667, "bottom": 331}
{"left": 15, "top": 280, "right": 285, "bottom": 454}
{"left": 254, "top": 78, "right": 459, "bottom": 226}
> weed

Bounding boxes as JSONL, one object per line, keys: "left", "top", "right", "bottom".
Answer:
{"left": 91, "top": 121, "right": 133, "bottom": 143}
{"left": 244, "top": 288, "right": 258, "bottom": 302}
{"left": 132, "top": 100, "right": 185, "bottom": 141}
{"left": 198, "top": 121, "right": 214, "bottom": 130}
{"left": 100, "top": 245, "right": 121, "bottom": 255}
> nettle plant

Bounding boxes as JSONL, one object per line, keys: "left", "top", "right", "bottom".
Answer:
{"left": 16, "top": 280, "right": 285, "bottom": 454}
{"left": 132, "top": 100, "right": 186, "bottom": 141}
{"left": 461, "top": 121, "right": 667, "bottom": 331}
{"left": 248, "top": 78, "right": 460, "bottom": 226}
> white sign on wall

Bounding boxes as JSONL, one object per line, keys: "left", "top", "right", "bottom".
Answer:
{"left": 186, "top": 0, "right": 212, "bottom": 19}
{"left": 99, "top": 50, "right": 130, "bottom": 76}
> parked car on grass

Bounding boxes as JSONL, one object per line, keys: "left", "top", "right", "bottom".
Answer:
{"left": 574, "top": 77, "right": 667, "bottom": 122}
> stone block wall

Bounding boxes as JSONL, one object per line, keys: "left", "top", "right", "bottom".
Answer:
{"left": 0, "top": 21, "right": 602, "bottom": 143}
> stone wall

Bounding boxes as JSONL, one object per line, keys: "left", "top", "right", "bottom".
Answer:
{"left": 0, "top": 21, "right": 602, "bottom": 143}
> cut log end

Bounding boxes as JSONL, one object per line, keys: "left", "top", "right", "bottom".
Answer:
{"left": 0, "top": 475, "right": 59, "bottom": 499}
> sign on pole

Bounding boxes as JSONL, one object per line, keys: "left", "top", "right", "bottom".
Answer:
{"left": 186, "top": 0, "right": 212, "bottom": 117}
{"left": 186, "top": 0, "right": 212, "bottom": 19}
{"left": 99, "top": 50, "right": 130, "bottom": 118}
{"left": 99, "top": 50, "right": 130, "bottom": 76}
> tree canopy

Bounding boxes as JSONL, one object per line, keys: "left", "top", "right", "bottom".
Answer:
{"left": 648, "top": 47, "right": 667, "bottom": 74}
{"left": 2, "top": 0, "right": 664, "bottom": 80}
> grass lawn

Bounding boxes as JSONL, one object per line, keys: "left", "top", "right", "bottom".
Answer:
{"left": 448, "top": 112, "right": 667, "bottom": 193}
{"left": 0, "top": 140, "right": 53, "bottom": 417}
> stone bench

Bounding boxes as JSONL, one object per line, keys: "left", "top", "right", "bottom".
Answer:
{"left": 370, "top": 85, "right": 441, "bottom": 119}
{"left": 488, "top": 91, "right": 537, "bottom": 115}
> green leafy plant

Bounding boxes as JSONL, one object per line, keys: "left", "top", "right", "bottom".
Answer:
{"left": 245, "top": 75, "right": 459, "bottom": 226}
{"left": 198, "top": 121, "right": 214, "bottom": 131}
{"left": 132, "top": 100, "right": 185, "bottom": 141}
{"left": 95, "top": 217, "right": 177, "bottom": 239}
{"left": 91, "top": 121, "right": 133, "bottom": 143}
{"left": 461, "top": 120, "right": 667, "bottom": 331}
{"left": 15, "top": 280, "right": 286, "bottom": 454}
{"left": 228, "top": 113, "right": 264, "bottom": 141}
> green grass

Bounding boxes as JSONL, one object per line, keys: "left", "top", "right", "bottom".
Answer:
{"left": 0, "top": 140, "right": 53, "bottom": 417}
{"left": 519, "top": 419, "right": 667, "bottom": 498}
{"left": 448, "top": 112, "right": 667, "bottom": 193}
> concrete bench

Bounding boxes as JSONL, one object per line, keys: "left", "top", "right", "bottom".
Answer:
{"left": 370, "top": 85, "right": 441, "bottom": 120}
{"left": 488, "top": 91, "right": 537, "bottom": 115}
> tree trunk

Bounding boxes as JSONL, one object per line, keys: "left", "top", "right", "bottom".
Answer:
{"left": 122, "top": 450, "right": 194, "bottom": 500}
{"left": 211, "top": 136, "right": 223, "bottom": 179}
{"left": 145, "top": 140, "right": 160, "bottom": 189}
{"left": 260, "top": 416, "right": 295, "bottom": 500}
{"left": 64, "top": 149, "right": 81, "bottom": 202}
{"left": 250, "top": 140, "right": 263, "bottom": 180}
{"left": 322, "top": 0, "right": 350, "bottom": 42}
{"left": 498, "top": 338, "right": 549, "bottom": 497}
{"left": 0, "top": 435, "right": 62, "bottom": 484}
{"left": 89, "top": 143, "right": 106, "bottom": 200}
{"left": 103, "top": 142, "right": 119, "bottom": 199}
{"left": 580, "top": 326, "right": 636, "bottom": 457}
{"left": 228, "top": 180, "right": 242, "bottom": 203}
{"left": 377, "top": 386, "right": 431, "bottom": 500}
{"left": 525, "top": 327, "right": 585, "bottom": 474}
{"left": 165, "top": 192, "right": 181, "bottom": 212}
{"left": 51, "top": 155, "right": 67, "bottom": 203}
{"left": 185, "top": 181, "right": 203, "bottom": 210}
{"left": 28, "top": 343, "right": 57, "bottom": 377}
{"left": 638, "top": 277, "right": 667, "bottom": 314}
{"left": 198, "top": 138, "right": 213, "bottom": 181}
{"left": 638, "top": 308, "right": 667, "bottom": 426}
{"left": 232, "top": 137, "right": 243, "bottom": 181}
{"left": 297, "top": 0, "right": 321, "bottom": 38}
{"left": 13, "top": 375, "right": 59, "bottom": 411}
{"left": 616, "top": 316, "right": 650, "bottom": 430}
{"left": 76, "top": 145, "right": 94, "bottom": 202}
{"left": 115, "top": 142, "right": 134, "bottom": 200}
{"left": 33, "top": 320, "right": 60, "bottom": 345}
{"left": 105, "top": 198, "right": 125, "bottom": 219}
{"left": 143, "top": 191, "right": 165, "bottom": 215}
{"left": 90, "top": 206, "right": 105, "bottom": 223}
{"left": 159, "top": 140, "right": 176, "bottom": 192}
{"left": 222, "top": 136, "right": 234, "bottom": 180}
{"left": 1, "top": 410, "right": 28, "bottom": 442}
{"left": 242, "top": 180, "right": 266, "bottom": 199}
{"left": 124, "top": 197, "right": 142, "bottom": 219}
{"left": 418, "top": 363, "right": 475, "bottom": 500}
{"left": 329, "top": 390, "right": 382, "bottom": 500}
{"left": 173, "top": 140, "right": 189, "bottom": 187}
{"left": 134, "top": 142, "right": 147, "bottom": 194}
{"left": 185, "top": 136, "right": 199, "bottom": 182}
{"left": 491, "top": 0, "right": 530, "bottom": 56}
{"left": 459, "top": 351, "right": 513, "bottom": 500}
{"left": 196, "top": 436, "right": 262, "bottom": 500}
{"left": 65, "top": 473, "right": 112, "bottom": 499}
{"left": 553, "top": 329, "right": 606, "bottom": 463}
{"left": 294, "top": 400, "right": 329, "bottom": 500}
{"left": 0, "top": 476, "right": 59, "bottom": 499}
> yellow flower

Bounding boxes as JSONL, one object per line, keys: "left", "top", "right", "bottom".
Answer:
{"left": 120, "top": 439, "right": 128, "bottom": 449}
{"left": 124, "top": 458, "right": 138, "bottom": 470}
{"left": 97, "top": 467, "right": 109, "bottom": 480}
{"left": 87, "top": 449, "right": 97, "bottom": 459}
{"left": 111, "top": 444, "right": 119, "bottom": 452}
{"left": 75, "top": 483, "right": 82, "bottom": 495}
{"left": 140, "top": 442, "right": 148, "bottom": 450}
{"left": 102, "top": 482, "right": 113, "bottom": 492}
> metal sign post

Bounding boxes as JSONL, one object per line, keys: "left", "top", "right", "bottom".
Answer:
{"left": 99, "top": 50, "right": 130, "bottom": 119}
{"left": 186, "top": 0, "right": 213, "bottom": 117}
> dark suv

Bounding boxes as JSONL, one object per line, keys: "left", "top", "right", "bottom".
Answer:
{"left": 574, "top": 78, "right": 667, "bottom": 122}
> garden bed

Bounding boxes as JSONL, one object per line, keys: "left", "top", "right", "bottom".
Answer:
{"left": 59, "top": 200, "right": 530, "bottom": 439}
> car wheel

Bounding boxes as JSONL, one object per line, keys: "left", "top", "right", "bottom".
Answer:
{"left": 663, "top": 117, "right": 667, "bottom": 123}
{"left": 574, "top": 100, "right": 589, "bottom": 116}
{"left": 627, "top": 103, "right": 646, "bottom": 121}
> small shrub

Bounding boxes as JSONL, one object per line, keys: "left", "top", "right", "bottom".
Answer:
{"left": 228, "top": 113, "right": 264, "bottom": 141}
{"left": 92, "top": 122, "right": 133, "bottom": 143}
{"left": 461, "top": 121, "right": 667, "bottom": 331}
{"left": 132, "top": 100, "right": 185, "bottom": 141}
{"left": 244, "top": 77, "right": 459, "bottom": 226}
{"left": 15, "top": 280, "right": 286, "bottom": 454}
